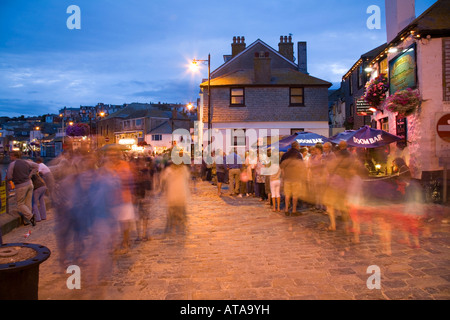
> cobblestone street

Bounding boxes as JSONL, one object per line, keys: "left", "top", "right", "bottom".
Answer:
{"left": 2, "top": 181, "right": 450, "bottom": 300}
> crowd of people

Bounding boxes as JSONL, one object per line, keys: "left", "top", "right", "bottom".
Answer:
{"left": 3, "top": 147, "right": 191, "bottom": 289}
{"left": 205, "top": 140, "right": 429, "bottom": 254}
{"left": 3, "top": 139, "right": 429, "bottom": 265}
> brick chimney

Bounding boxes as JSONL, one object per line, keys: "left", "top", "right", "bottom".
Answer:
{"left": 278, "top": 35, "right": 294, "bottom": 62}
{"left": 385, "top": 0, "right": 415, "bottom": 43}
{"left": 297, "top": 41, "right": 308, "bottom": 74}
{"left": 254, "top": 51, "right": 271, "bottom": 84}
{"left": 232, "top": 36, "right": 246, "bottom": 57}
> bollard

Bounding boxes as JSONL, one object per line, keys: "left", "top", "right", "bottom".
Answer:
{"left": 0, "top": 243, "right": 51, "bottom": 300}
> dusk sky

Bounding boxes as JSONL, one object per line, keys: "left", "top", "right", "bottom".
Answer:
{"left": 0, "top": 0, "right": 437, "bottom": 118}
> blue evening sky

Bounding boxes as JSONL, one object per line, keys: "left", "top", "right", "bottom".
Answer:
{"left": 0, "top": 0, "right": 437, "bottom": 117}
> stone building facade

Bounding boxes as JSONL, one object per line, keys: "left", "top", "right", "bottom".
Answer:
{"left": 367, "top": 0, "right": 450, "bottom": 202}
{"left": 197, "top": 36, "right": 331, "bottom": 154}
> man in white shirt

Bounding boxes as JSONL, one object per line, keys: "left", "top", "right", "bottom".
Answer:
{"left": 36, "top": 157, "right": 55, "bottom": 198}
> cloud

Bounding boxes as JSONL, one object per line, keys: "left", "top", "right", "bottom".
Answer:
{"left": 0, "top": 98, "right": 61, "bottom": 117}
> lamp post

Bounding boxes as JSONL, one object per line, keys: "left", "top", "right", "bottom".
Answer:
{"left": 59, "top": 114, "right": 64, "bottom": 145}
{"left": 34, "top": 126, "right": 41, "bottom": 158}
{"left": 191, "top": 54, "right": 211, "bottom": 147}
{"left": 97, "top": 111, "right": 105, "bottom": 148}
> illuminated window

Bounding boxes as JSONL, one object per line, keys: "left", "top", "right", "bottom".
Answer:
{"left": 230, "top": 88, "right": 245, "bottom": 106}
{"left": 290, "top": 87, "right": 304, "bottom": 106}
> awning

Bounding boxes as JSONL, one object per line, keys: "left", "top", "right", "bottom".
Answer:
{"left": 329, "top": 126, "right": 402, "bottom": 148}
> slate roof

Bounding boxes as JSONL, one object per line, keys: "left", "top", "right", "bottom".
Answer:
{"left": 201, "top": 39, "right": 331, "bottom": 88}
{"left": 147, "top": 121, "right": 187, "bottom": 135}
{"left": 106, "top": 104, "right": 191, "bottom": 121}
{"left": 402, "top": 0, "right": 450, "bottom": 38}
{"left": 202, "top": 68, "right": 331, "bottom": 87}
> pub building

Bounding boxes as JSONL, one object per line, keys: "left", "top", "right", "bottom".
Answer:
{"left": 365, "top": 0, "right": 450, "bottom": 202}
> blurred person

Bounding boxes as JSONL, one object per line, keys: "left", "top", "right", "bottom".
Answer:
{"left": 215, "top": 150, "right": 227, "bottom": 196}
{"left": 300, "top": 147, "right": 311, "bottom": 162}
{"left": 392, "top": 157, "right": 424, "bottom": 249}
{"left": 265, "top": 173, "right": 272, "bottom": 206}
{"left": 280, "top": 141, "right": 303, "bottom": 163}
{"left": 323, "top": 141, "right": 355, "bottom": 231}
{"left": 255, "top": 154, "right": 268, "bottom": 201}
{"left": 83, "top": 162, "right": 120, "bottom": 295}
{"left": 301, "top": 146, "right": 313, "bottom": 207}
{"left": 269, "top": 157, "right": 281, "bottom": 212}
{"left": 160, "top": 157, "right": 191, "bottom": 235}
{"left": 226, "top": 149, "right": 242, "bottom": 196}
{"left": 104, "top": 148, "right": 136, "bottom": 254}
{"left": 322, "top": 142, "right": 336, "bottom": 161}
{"left": 245, "top": 150, "right": 256, "bottom": 196}
{"left": 31, "top": 170, "right": 47, "bottom": 222}
{"left": 132, "top": 156, "right": 152, "bottom": 241}
{"left": 280, "top": 149, "right": 306, "bottom": 216}
{"left": 52, "top": 153, "right": 96, "bottom": 267}
{"left": 309, "top": 143, "right": 326, "bottom": 212}
{"left": 35, "top": 157, "right": 55, "bottom": 200}
{"left": 238, "top": 166, "right": 249, "bottom": 198}
{"left": 346, "top": 162, "right": 375, "bottom": 244}
{"left": 6, "top": 151, "right": 39, "bottom": 226}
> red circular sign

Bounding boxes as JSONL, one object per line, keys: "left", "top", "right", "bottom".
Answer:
{"left": 437, "top": 114, "right": 450, "bottom": 143}
{"left": 104, "top": 137, "right": 110, "bottom": 142}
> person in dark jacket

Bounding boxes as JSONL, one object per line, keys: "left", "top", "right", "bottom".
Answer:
{"left": 280, "top": 141, "right": 303, "bottom": 164}
{"left": 6, "top": 151, "right": 39, "bottom": 226}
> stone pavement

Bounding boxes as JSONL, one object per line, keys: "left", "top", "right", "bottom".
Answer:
{"left": 2, "top": 180, "right": 450, "bottom": 300}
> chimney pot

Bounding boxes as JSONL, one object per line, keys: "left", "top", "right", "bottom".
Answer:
{"left": 231, "top": 35, "right": 246, "bottom": 57}
{"left": 278, "top": 35, "right": 294, "bottom": 62}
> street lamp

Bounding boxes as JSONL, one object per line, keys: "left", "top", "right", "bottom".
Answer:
{"left": 191, "top": 54, "right": 211, "bottom": 146}
{"left": 34, "top": 126, "right": 41, "bottom": 157}
{"left": 59, "top": 113, "right": 65, "bottom": 145}
{"left": 97, "top": 111, "right": 106, "bottom": 148}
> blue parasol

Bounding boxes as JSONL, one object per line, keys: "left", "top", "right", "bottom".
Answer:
{"left": 329, "top": 126, "right": 403, "bottom": 148}
{"left": 328, "top": 130, "right": 355, "bottom": 143}
{"left": 270, "top": 131, "right": 329, "bottom": 152}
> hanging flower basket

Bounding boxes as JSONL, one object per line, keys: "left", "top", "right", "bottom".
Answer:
{"left": 66, "top": 123, "right": 90, "bottom": 137}
{"left": 384, "top": 88, "right": 421, "bottom": 117}
{"left": 363, "top": 74, "right": 389, "bottom": 107}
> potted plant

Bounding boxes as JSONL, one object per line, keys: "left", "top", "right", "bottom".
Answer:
{"left": 364, "top": 74, "right": 389, "bottom": 108}
{"left": 384, "top": 88, "right": 421, "bottom": 117}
